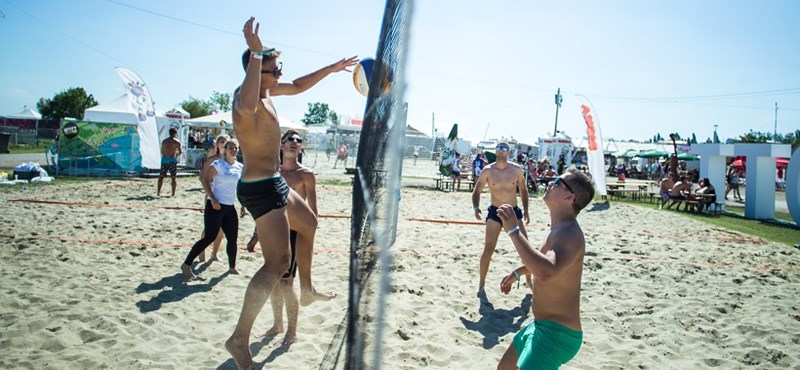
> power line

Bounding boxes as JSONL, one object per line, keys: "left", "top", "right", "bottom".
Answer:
{"left": 102, "top": 0, "right": 341, "bottom": 58}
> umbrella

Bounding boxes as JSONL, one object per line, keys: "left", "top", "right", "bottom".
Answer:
{"left": 732, "top": 157, "right": 789, "bottom": 168}
{"left": 677, "top": 152, "right": 699, "bottom": 160}
{"left": 638, "top": 149, "right": 669, "bottom": 158}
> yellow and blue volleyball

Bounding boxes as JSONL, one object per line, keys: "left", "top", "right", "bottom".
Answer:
{"left": 353, "top": 58, "right": 392, "bottom": 97}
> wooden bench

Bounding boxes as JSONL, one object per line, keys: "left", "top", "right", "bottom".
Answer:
{"left": 436, "top": 177, "right": 475, "bottom": 192}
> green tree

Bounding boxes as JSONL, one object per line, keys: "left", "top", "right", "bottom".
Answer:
{"left": 301, "top": 102, "right": 338, "bottom": 126}
{"left": 181, "top": 96, "right": 214, "bottom": 118}
{"left": 37, "top": 87, "right": 98, "bottom": 120}
{"left": 209, "top": 91, "right": 232, "bottom": 112}
{"left": 737, "top": 130, "right": 771, "bottom": 143}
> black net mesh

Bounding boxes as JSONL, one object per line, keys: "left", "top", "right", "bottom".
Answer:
{"left": 318, "top": 0, "right": 412, "bottom": 369}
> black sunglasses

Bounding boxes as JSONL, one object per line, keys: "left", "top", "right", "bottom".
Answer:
{"left": 551, "top": 177, "right": 575, "bottom": 194}
{"left": 261, "top": 62, "right": 283, "bottom": 77}
{"left": 283, "top": 136, "right": 303, "bottom": 144}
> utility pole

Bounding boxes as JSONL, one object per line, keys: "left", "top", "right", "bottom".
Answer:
{"left": 774, "top": 102, "right": 778, "bottom": 141}
{"left": 553, "top": 88, "right": 563, "bottom": 137}
{"left": 431, "top": 112, "right": 436, "bottom": 155}
{"left": 713, "top": 124, "right": 718, "bottom": 143}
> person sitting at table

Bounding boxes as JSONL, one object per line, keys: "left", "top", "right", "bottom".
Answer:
{"left": 665, "top": 175, "right": 691, "bottom": 210}
{"left": 695, "top": 178, "right": 716, "bottom": 212}
{"left": 658, "top": 173, "right": 675, "bottom": 209}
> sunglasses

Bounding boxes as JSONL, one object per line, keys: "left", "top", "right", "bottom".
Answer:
{"left": 496, "top": 145, "right": 510, "bottom": 151}
{"left": 283, "top": 137, "right": 303, "bottom": 144}
{"left": 261, "top": 62, "right": 283, "bottom": 77}
{"left": 550, "top": 177, "right": 575, "bottom": 194}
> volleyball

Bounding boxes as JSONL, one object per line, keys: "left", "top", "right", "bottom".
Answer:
{"left": 352, "top": 58, "right": 392, "bottom": 97}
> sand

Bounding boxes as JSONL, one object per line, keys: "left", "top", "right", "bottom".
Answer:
{"left": 1, "top": 155, "right": 799, "bottom": 369}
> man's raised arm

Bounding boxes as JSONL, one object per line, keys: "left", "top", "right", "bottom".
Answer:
{"left": 237, "top": 17, "right": 265, "bottom": 113}
{"left": 272, "top": 56, "right": 358, "bottom": 96}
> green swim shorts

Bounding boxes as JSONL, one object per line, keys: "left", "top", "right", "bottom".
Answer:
{"left": 513, "top": 320, "right": 583, "bottom": 370}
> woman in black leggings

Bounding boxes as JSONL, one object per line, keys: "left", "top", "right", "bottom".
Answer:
{"left": 181, "top": 139, "right": 246, "bottom": 280}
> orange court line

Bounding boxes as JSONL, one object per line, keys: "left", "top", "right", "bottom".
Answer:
{"left": 6, "top": 198, "right": 351, "bottom": 219}
{"left": 0, "top": 233, "right": 788, "bottom": 273}
{"left": 406, "top": 218, "right": 550, "bottom": 227}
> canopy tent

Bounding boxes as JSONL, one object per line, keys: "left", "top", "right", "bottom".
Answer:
{"left": 614, "top": 148, "right": 640, "bottom": 158}
{"left": 7, "top": 107, "right": 42, "bottom": 119}
{"left": 63, "top": 95, "right": 174, "bottom": 174}
{"left": 187, "top": 111, "right": 307, "bottom": 136}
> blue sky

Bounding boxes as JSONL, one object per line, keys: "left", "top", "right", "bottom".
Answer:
{"left": 1, "top": 0, "right": 798, "bottom": 145}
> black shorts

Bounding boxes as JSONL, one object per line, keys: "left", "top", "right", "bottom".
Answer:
{"left": 337, "top": 155, "right": 348, "bottom": 160}
{"left": 159, "top": 162, "right": 177, "bottom": 177}
{"left": 282, "top": 230, "right": 298, "bottom": 279}
{"left": 237, "top": 176, "right": 289, "bottom": 220}
{"left": 486, "top": 205, "right": 523, "bottom": 225}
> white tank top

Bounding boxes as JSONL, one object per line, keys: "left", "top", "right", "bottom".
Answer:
{"left": 210, "top": 159, "right": 243, "bottom": 205}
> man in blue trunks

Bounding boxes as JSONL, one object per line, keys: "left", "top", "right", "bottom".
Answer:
{"left": 157, "top": 127, "right": 182, "bottom": 197}
{"left": 496, "top": 169, "right": 594, "bottom": 369}
{"left": 225, "top": 17, "right": 357, "bottom": 370}
{"left": 472, "top": 142, "right": 531, "bottom": 294}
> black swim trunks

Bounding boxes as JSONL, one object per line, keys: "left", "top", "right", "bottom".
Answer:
{"left": 237, "top": 175, "right": 289, "bottom": 220}
{"left": 282, "top": 230, "right": 298, "bottom": 279}
{"left": 486, "top": 205, "right": 523, "bottom": 225}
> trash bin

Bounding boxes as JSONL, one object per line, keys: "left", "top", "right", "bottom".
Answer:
{"left": 0, "top": 134, "right": 9, "bottom": 154}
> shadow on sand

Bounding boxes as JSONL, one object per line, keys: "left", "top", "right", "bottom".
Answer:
{"left": 460, "top": 290, "right": 532, "bottom": 349}
{"left": 135, "top": 262, "right": 229, "bottom": 313}
{"left": 586, "top": 201, "right": 610, "bottom": 212}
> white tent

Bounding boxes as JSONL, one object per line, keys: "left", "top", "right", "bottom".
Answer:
{"left": 7, "top": 107, "right": 42, "bottom": 119}
{"left": 84, "top": 95, "right": 167, "bottom": 125}
{"left": 188, "top": 111, "right": 307, "bottom": 135}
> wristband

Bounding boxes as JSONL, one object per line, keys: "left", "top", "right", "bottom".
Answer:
{"left": 250, "top": 52, "right": 262, "bottom": 60}
{"left": 512, "top": 270, "right": 520, "bottom": 289}
{"left": 251, "top": 47, "right": 276, "bottom": 58}
{"left": 507, "top": 225, "right": 520, "bottom": 235}
{"left": 474, "top": 206, "right": 481, "bottom": 212}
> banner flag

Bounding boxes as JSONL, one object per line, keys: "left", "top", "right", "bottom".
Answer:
{"left": 439, "top": 124, "right": 458, "bottom": 176}
{"left": 578, "top": 97, "right": 607, "bottom": 196}
{"left": 115, "top": 67, "right": 160, "bottom": 169}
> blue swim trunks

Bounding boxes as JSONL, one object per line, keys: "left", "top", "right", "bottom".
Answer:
{"left": 486, "top": 205, "right": 522, "bottom": 225}
{"left": 513, "top": 320, "right": 582, "bottom": 370}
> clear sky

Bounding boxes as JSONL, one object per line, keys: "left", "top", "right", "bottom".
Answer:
{"left": 1, "top": 0, "right": 799, "bottom": 145}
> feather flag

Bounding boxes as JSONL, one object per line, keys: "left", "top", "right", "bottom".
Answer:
{"left": 115, "top": 67, "right": 161, "bottom": 169}
{"left": 577, "top": 97, "right": 607, "bottom": 196}
{"left": 439, "top": 124, "right": 458, "bottom": 176}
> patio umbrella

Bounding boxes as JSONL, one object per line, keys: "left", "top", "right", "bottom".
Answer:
{"left": 439, "top": 124, "right": 458, "bottom": 176}
{"left": 676, "top": 152, "right": 699, "bottom": 160}
{"left": 638, "top": 149, "right": 669, "bottom": 158}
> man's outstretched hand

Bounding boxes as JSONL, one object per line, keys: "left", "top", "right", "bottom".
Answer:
{"left": 330, "top": 56, "right": 359, "bottom": 73}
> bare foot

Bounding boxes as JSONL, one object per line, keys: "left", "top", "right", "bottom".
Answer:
{"left": 210, "top": 255, "right": 220, "bottom": 262}
{"left": 300, "top": 289, "right": 336, "bottom": 306}
{"left": 229, "top": 267, "right": 240, "bottom": 275}
{"left": 225, "top": 335, "right": 255, "bottom": 370}
{"left": 246, "top": 234, "right": 258, "bottom": 253}
{"left": 282, "top": 332, "right": 297, "bottom": 346}
{"left": 180, "top": 264, "right": 196, "bottom": 281}
{"left": 264, "top": 324, "right": 284, "bottom": 337}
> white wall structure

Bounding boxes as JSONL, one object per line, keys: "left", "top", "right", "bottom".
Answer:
{"left": 733, "top": 144, "right": 791, "bottom": 219}
{"left": 691, "top": 144, "right": 735, "bottom": 210}
{"left": 785, "top": 147, "right": 800, "bottom": 225}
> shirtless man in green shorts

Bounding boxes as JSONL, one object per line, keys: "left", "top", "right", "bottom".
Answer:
{"left": 496, "top": 169, "right": 595, "bottom": 370}
{"left": 225, "top": 17, "right": 356, "bottom": 370}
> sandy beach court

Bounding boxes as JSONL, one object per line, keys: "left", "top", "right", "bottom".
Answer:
{"left": 1, "top": 161, "right": 799, "bottom": 369}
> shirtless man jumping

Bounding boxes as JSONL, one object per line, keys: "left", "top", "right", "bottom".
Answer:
{"left": 497, "top": 169, "right": 595, "bottom": 369}
{"left": 225, "top": 17, "right": 357, "bottom": 370}
{"left": 472, "top": 142, "right": 531, "bottom": 294}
